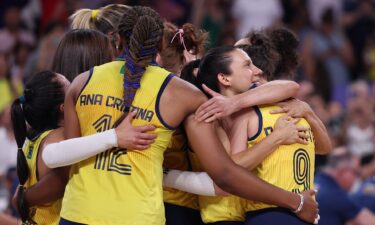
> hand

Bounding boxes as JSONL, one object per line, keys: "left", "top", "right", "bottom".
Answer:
{"left": 270, "top": 99, "right": 312, "bottom": 118}
{"left": 295, "top": 190, "right": 319, "bottom": 224}
{"left": 115, "top": 111, "right": 157, "bottom": 150}
{"left": 274, "top": 115, "right": 309, "bottom": 145}
{"left": 195, "top": 84, "right": 237, "bottom": 122}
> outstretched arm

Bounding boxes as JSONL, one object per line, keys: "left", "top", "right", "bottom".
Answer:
{"left": 195, "top": 80, "right": 299, "bottom": 122}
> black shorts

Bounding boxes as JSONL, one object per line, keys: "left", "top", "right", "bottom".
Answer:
{"left": 164, "top": 202, "right": 204, "bottom": 225}
{"left": 245, "top": 208, "right": 313, "bottom": 225}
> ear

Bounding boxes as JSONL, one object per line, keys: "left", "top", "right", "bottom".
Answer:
{"left": 156, "top": 53, "right": 162, "bottom": 65}
{"left": 59, "top": 104, "right": 64, "bottom": 113}
{"left": 217, "top": 73, "right": 231, "bottom": 87}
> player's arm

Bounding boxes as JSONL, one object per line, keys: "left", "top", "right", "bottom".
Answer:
{"left": 13, "top": 129, "right": 70, "bottom": 208}
{"left": 64, "top": 71, "right": 88, "bottom": 139}
{"left": 195, "top": 80, "right": 299, "bottom": 122}
{"left": 43, "top": 111, "right": 156, "bottom": 168}
{"left": 43, "top": 71, "right": 157, "bottom": 168}
{"left": 165, "top": 79, "right": 317, "bottom": 223}
{"left": 270, "top": 99, "right": 331, "bottom": 155}
{"left": 230, "top": 115, "right": 309, "bottom": 170}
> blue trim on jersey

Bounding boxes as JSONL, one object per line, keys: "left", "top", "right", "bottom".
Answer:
{"left": 155, "top": 73, "right": 177, "bottom": 130}
{"left": 59, "top": 218, "right": 86, "bottom": 225}
{"left": 76, "top": 67, "right": 94, "bottom": 105}
{"left": 248, "top": 106, "right": 263, "bottom": 141}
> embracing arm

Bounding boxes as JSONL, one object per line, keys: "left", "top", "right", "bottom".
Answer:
{"left": 184, "top": 115, "right": 316, "bottom": 213}
{"left": 304, "top": 110, "right": 331, "bottom": 155}
{"left": 195, "top": 80, "right": 299, "bottom": 122}
{"left": 271, "top": 99, "right": 331, "bottom": 155}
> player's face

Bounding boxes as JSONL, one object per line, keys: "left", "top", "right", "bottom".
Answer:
{"left": 227, "top": 49, "right": 261, "bottom": 94}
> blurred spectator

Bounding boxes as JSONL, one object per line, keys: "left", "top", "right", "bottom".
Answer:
{"left": 315, "top": 146, "right": 375, "bottom": 225}
{"left": 342, "top": 0, "right": 375, "bottom": 80}
{"left": 344, "top": 81, "right": 375, "bottom": 165}
{"left": 0, "top": 105, "right": 17, "bottom": 177}
{"left": 24, "top": 22, "right": 65, "bottom": 78}
{"left": 364, "top": 31, "right": 375, "bottom": 81}
{"left": 192, "top": 0, "right": 235, "bottom": 47}
{"left": 0, "top": 6, "right": 35, "bottom": 53}
{"left": 10, "top": 42, "right": 32, "bottom": 86}
{"left": 307, "top": 0, "right": 342, "bottom": 27}
{"left": 352, "top": 176, "right": 375, "bottom": 213}
{"left": 302, "top": 7, "right": 354, "bottom": 107}
{"left": 232, "top": 0, "right": 283, "bottom": 39}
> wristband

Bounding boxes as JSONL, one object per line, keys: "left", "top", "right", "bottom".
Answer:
{"left": 292, "top": 193, "right": 304, "bottom": 214}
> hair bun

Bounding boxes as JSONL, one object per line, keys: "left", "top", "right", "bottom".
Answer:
{"left": 24, "top": 89, "right": 34, "bottom": 100}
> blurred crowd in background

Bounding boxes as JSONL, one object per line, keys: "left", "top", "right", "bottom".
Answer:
{"left": 1, "top": 0, "right": 375, "bottom": 223}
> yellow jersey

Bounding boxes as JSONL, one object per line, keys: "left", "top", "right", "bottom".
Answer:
{"left": 243, "top": 106, "right": 315, "bottom": 212}
{"left": 163, "top": 129, "right": 199, "bottom": 210}
{"left": 23, "top": 130, "right": 61, "bottom": 225}
{"left": 61, "top": 60, "right": 175, "bottom": 225}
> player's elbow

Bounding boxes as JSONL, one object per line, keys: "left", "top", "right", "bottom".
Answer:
{"left": 316, "top": 139, "right": 332, "bottom": 155}
{"left": 288, "top": 81, "right": 300, "bottom": 97}
{"left": 209, "top": 167, "right": 238, "bottom": 194}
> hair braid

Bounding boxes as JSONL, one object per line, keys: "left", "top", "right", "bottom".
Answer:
{"left": 119, "top": 6, "right": 163, "bottom": 111}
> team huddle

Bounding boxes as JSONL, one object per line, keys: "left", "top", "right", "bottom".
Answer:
{"left": 11, "top": 4, "right": 330, "bottom": 225}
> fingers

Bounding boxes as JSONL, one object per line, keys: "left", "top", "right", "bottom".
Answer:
{"left": 202, "top": 84, "right": 220, "bottom": 97}
{"left": 296, "top": 126, "right": 308, "bottom": 132}
{"left": 289, "top": 118, "right": 301, "bottom": 124}
{"left": 305, "top": 189, "right": 317, "bottom": 196}
{"left": 135, "top": 138, "right": 155, "bottom": 146}
{"left": 138, "top": 132, "right": 157, "bottom": 140}
{"left": 196, "top": 104, "right": 221, "bottom": 122}
{"left": 296, "top": 138, "right": 308, "bottom": 145}
{"left": 298, "top": 132, "right": 310, "bottom": 140}
{"left": 313, "top": 214, "right": 320, "bottom": 225}
{"left": 204, "top": 113, "right": 221, "bottom": 123}
{"left": 125, "top": 111, "right": 137, "bottom": 122}
{"left": 195, "top": 100, "right": 216, "bottom": 121}
{"left": 270, "top": 108, "right": 286, "bottom": 114}
{"left": 136, "top": 124, "right": 156, "bottom": 132}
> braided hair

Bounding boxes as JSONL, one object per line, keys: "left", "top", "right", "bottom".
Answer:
{"left": 118, "top": 6, "right": 164, "bottom": 112}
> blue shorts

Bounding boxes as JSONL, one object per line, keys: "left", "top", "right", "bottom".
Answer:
{"left": 245, "top": 208, "right": 313, "bottom": 225}
{"left": 165, "top": 202, "right": 204, "bottom": 225}
{"left": 59, "top": 218, "right": 86, "bottom": 225}
{"left": 208, "top": 221, "right": 244, "bottom": 225}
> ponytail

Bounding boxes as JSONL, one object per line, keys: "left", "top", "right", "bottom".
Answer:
{"left": 11, "top": 97, "right": 33, "bottom": 223}
{"left": 11, "top": 98, "right": 29, "bottom": 185}
{"left": 180, "top": 59, "right": 201, "bottom": 88}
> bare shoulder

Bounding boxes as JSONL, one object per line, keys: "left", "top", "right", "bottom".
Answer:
{"left": 67, "top": 70, "right": 91, "bottom": 101}
{"left": 165, "top": 76, "right": 208, "bottom": 114}
{"left": 41, "top": 128, "right": 65, "bottom": 148}
{"left": 158, "top": 77, "right": 208, "bottom": 128}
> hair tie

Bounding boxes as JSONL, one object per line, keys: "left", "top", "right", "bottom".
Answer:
{"left": 91, "top": 9, "right": 100, "bottom": 20}
{"left": 19, "top": 96, "right": 26, "bottom": 104}
{"left": 170, "top": 29, "right": 188, "bottom": 53}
